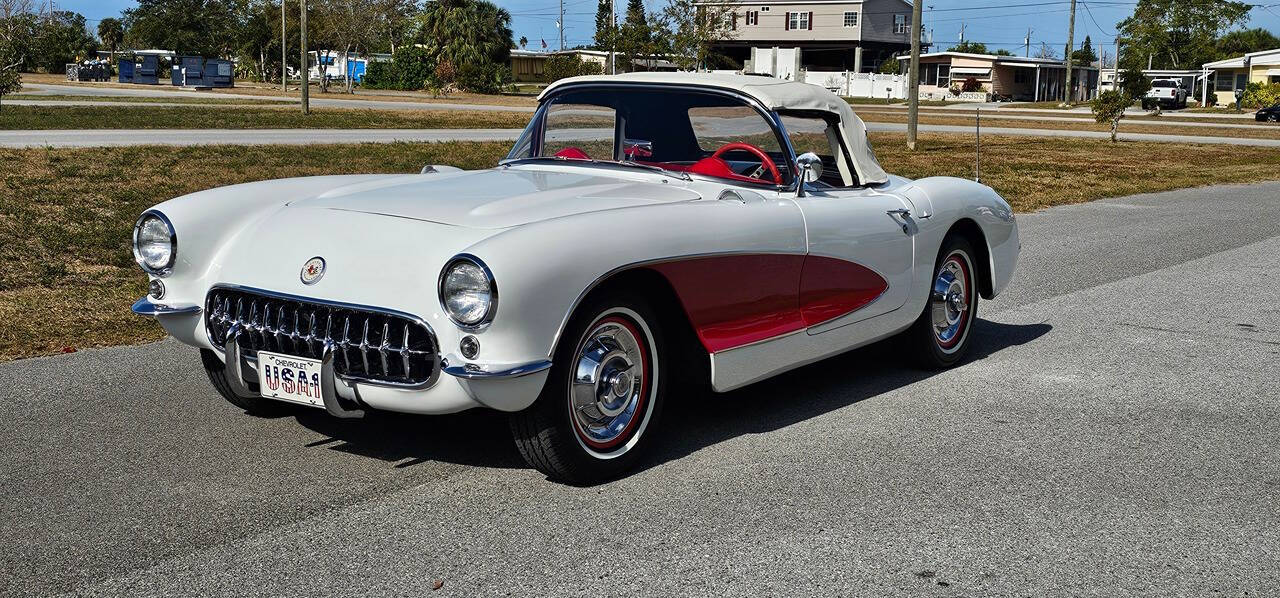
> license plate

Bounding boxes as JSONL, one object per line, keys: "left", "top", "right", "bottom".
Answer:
{"left": 257, "top": 351, "right": 324, "bottom": 408}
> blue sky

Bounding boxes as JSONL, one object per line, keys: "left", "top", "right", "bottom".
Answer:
{"left": 53, "top": 0, "right": 1280, "bottom": 56}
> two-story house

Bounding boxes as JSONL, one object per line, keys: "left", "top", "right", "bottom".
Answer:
{"left": 699, "top": 0, "right": 913, "bottom": 72}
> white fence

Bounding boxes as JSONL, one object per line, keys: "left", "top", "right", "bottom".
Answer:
{"left": 802, "top": 71, "right": 908, "bottom": 100}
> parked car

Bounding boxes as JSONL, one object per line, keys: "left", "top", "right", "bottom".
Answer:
{"left": 1142, "top": 78, "right": 1188, "bottom": 110}
{"left": 130, "top": 73, "right": 1020, "bottom": 483}
{"left": 1257, "top": 102, "right": 1280, "bottom": 122}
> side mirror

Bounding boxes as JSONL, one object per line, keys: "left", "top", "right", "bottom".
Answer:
{"left": 795, "top": 152, "right": 823, "bottom": 197}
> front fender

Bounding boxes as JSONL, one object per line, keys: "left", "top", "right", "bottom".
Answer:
{"left": 901, "top": 176, "right": 1019, "bottom": 301}
{"left": 450, "top": 194, "right": 807, "bottom": 382}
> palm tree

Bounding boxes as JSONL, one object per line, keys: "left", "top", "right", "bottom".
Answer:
{"left": 417, "top": 0, "right": 512, "bottom": 67}
{"left": 97, "top": 18, "right": 124, "bottom": 64}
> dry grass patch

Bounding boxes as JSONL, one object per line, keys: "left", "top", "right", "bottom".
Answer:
{"left": 855, "top": 111, "right": 1280, "bottom": 140}
{"left": 3, "top": 134, "right": 1279, "bottom": 361}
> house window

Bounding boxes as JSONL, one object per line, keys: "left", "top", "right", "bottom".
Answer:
{"left": 760, "top": 5, "right": 769, "bottom": 11}
{"left": 843, "top": 11, "right": 858, "bottom": 27}
{"left": 787, "top": 11, "right": 810, "bottom": 30}
{"left": 746, "top": 10, "right": 759, "bottom": 25}
{"left": 937, "top": 64, "right": 950, "bottom": 85}
{"left": 1014, "top": 69, "right": 1029, "bottom": 84}
{"left": 1214, "top": 71, "right": 1233, "bottom": 91}
{"left": 893, "top": 14, "right": 908, "bottom": 34}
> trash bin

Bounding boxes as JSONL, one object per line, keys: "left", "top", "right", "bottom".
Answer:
{"left": 135, "top": 55, "right": 159, "bottom": 84}
{"left": 118, "top": 59, "right": 134, "bottom": 83}
{"left": 176, "top": 56, "right": 205, "bottom": 87}
{"left": 205, "top": 59, "right": 234, "bottom": 88}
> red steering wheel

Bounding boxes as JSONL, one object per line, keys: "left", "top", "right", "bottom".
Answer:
{"left": 710, "top": 142, "right": 782, "bottom": 183}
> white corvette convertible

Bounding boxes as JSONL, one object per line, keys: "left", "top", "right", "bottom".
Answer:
{"left": 131, "top": 73, "right": 1019, "bottom": 483}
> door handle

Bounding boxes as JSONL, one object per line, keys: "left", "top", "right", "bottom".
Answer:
{"left": 886, "top": 208, "right": 911, "bottom": 218}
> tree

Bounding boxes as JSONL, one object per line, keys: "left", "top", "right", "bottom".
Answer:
{"left": 948, "top": 40, "right": 989, "bottom": 55}
{"left": 1215, "top": 28, "right": 1280, "bottom": 60}
{"left": 619, "top": 0, "right": 651, "bottom": 70}
{"left": 1034, "top": 42, "right": 1058, "bottom": 59}
{"left": 543, "top": 54, "right": 602, "bottom": 82}
{"left": 1119, "top": 65, "right": 1150, "bottom": 98}
{"left": 97, "top": 17, "right": 123, "bottom": 62}
{"left": 123, "top": 0, "right": 243, "bottom": 57}
{"left": 593, "top": 0, "right": 615, "bottom": 50}
{"left": 1115, "top": 0, "right": 1250, "bottom": 70}
{"left": 0, "top": 31, "right": 20, "bottom": 111}
{"left": 1071, "top": 34, "right": 1097, "bottom": 64}
{"left": 993, "top": 48, "right": 1014, "bottom": 56}
{"left": 519, "top": 35, "right": 527, "bottom": 49}
{"left": 657, "top": 0, "right": 734, "bottom": 70}
{"left": 29, "top": 10, "right": 97, "bottom": 72}
{"left": 1092, "top": 89, "right": 1130, "bottom": 142}
{"left": 415, "top": 0, "right": 512, "bottom": 71}
{"left": 877, "top": 57, "right": 900, "bottom": 74}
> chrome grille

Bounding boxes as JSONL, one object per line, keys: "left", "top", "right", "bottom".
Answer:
{"left": 205, "top": 287, "right": 438, "bottom": 387}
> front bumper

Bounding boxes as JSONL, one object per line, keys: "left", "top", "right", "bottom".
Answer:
{"left": 133, "top": 295, "right": 551, "bottom": 416}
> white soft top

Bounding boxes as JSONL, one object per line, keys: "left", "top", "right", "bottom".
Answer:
{"left": 540, "top": 72, "right": 890, "bottom": 185}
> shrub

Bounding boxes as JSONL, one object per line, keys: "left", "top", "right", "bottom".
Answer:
{"left": 1092, "top": 90, "right": 1130, "bottom": 142}
{"left": 542, "top": 55, "right": 602, "bottom": 83}
{"left": 455, "top": 62, "right": 509, "bottom": 94}
{"left": 961, "top": 76, "right": 982, "bottom": 93}
{"left": 363, "top": 46, "right": 435, "bottom": 90}
{"left": 1240, "top": 81, "right": 1280, "bottom": 109}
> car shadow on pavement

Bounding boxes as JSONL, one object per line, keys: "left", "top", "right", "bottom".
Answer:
{"left": 631, "top": 319, "right": 1052, "bottom": 478}
{"left": 288, "top": 319, "right": 1050, "bottom": 477}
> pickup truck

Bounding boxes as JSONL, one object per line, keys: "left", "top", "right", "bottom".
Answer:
{"left": 1142, "top": 79, "right": 1188, "bottom": 110}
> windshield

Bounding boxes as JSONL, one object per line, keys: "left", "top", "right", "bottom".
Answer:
{"left": 1152, "top": 80, "right": 1176, "bottom": 88}
{"left": 505, "top": 87, "right": 796, "bottom": 186}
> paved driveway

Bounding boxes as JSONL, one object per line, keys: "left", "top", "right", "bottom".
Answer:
{"left": 1, "top": 183, "right": 1278, "bottom": 596}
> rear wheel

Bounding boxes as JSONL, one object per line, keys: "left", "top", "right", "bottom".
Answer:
{"left": 905, "top": 237, "right": 979, "bottom": 369}
{"left": 1269, "top": 114, "right": 1279, "bottom": 123}
{"left": 200, "top": 349, "right": 290, "bottom": 415}
{"left": 509, "top": 292, "right": 666, "bottom": 484}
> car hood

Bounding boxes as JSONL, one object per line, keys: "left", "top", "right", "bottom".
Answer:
{"left": 288, "top": 166, "right": 702, "bottom": 229}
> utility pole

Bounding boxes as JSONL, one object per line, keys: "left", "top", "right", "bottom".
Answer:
{"left": 300, "top": 0, "right": 309, "bottom": 114}
{"left": 1114, "top": 37, "right": 1120, "bottom": 92}
{"left": 958, "top": 21, "right": 964, "bottom": 45}
{"left": 559, "top": 0, "right": 565, "bottom": 51}
{"left": 1025, "top": 28, "right": 1032, "bottom": 57}
{"left": 281, "top": 0, "right": 287, "bottom": 94}
{"left": 906, "top": 0, "right": 923, "bottom": 151}
{"left": 1061, "top": 0, "right": 1076, "bottom": 105}
{"left": 610, "top": 0, "right": 616, "bottom": 74}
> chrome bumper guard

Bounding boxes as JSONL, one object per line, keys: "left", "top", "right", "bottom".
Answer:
{"left": 131, "top": 297, "right": 201, "bottom": 316}
{"left": 441, "top": 356, "right": 553, "bottom": 379}
{"left": 224, "top": 324, "right": 366, "bottom": 419}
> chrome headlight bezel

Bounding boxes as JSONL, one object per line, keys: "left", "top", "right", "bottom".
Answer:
{"left": 132, "top": 210, "right": 177, "bottom": 276}
{"left": 438, "top": 254, "right": 497, "bottom": 330}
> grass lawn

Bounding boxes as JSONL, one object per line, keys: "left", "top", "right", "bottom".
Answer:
{"left": 0, "top": 105, "right": 531, "bottom": 130}
{"left": 3, "top": 133, "right": 1280, "bottom": 361}
{"left": 9, "top": 93, "right": 288, "bottom": 106}
{"left": 844, "top": 97, "right": 903, "bottom": 106}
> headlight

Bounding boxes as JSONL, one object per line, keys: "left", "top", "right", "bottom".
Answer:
{"left": 132, "top": 211, "right": 176, "bottom": 275}
{"left": 439, "top": 255, "right": 496, "bottom": 328}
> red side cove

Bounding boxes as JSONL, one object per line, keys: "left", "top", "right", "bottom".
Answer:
{"left": 650, "top": 254, "right": 887, "bottom": 353}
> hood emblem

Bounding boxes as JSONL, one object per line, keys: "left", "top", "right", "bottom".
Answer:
{"left": 300, "top": 257, "right": 326, "bottom": 285}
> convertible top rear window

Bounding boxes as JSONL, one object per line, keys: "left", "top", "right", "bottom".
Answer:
{"left": 507, "top": 87, "right": 796, "bottom": 186}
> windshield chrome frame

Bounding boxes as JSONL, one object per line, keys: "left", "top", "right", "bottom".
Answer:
{"left": 500, "top": 82, "right": 801, "bottom": 192}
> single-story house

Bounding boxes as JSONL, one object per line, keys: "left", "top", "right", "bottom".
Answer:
{"left": 509, "top": 49, "right": 682, "bottom": 82}
{"left": 1200, "top": 48, "right": 1280, "bottom": 106}
{"left": 898, "top": 51, "right": 1098, "bottom": 102}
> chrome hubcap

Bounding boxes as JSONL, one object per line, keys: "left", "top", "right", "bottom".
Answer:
{"left": 931, "top": 253, "right": 970, "bottom": 349}
{"left": 570, "top": 318, "right": 647, "bottom": 448}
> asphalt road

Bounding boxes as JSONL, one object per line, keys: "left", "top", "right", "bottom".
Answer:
{"left": 3, "top": 182, "right": 1279, "bottom": 596}
{"left": 4, "top": 122, "right": 1278, "bottom": 148}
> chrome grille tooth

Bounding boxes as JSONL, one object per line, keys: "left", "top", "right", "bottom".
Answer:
{"left": 360, "top": 319, "right": 371, "bottom": 375}
{"left": 308, "top": 310, "right": 318, "bottom": 355}
{"left": 379, "top": 321, "right": 390, "bottom": 376}
{"left": 401, "top": 324, "right": 411, "bottom": 379}
{"left": 341, "top": 316, "right": 352, "bottom": 373}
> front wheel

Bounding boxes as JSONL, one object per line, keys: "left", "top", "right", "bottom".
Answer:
{"left": 904, "top": 237, "right": 979, "bottom": 369}
{"left": 509, "top": 292, "right": 667, "bottom": 484}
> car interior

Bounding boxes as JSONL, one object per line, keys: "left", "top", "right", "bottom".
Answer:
{"left": 506, "top": 87, "right": 860, "bottom": 189}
